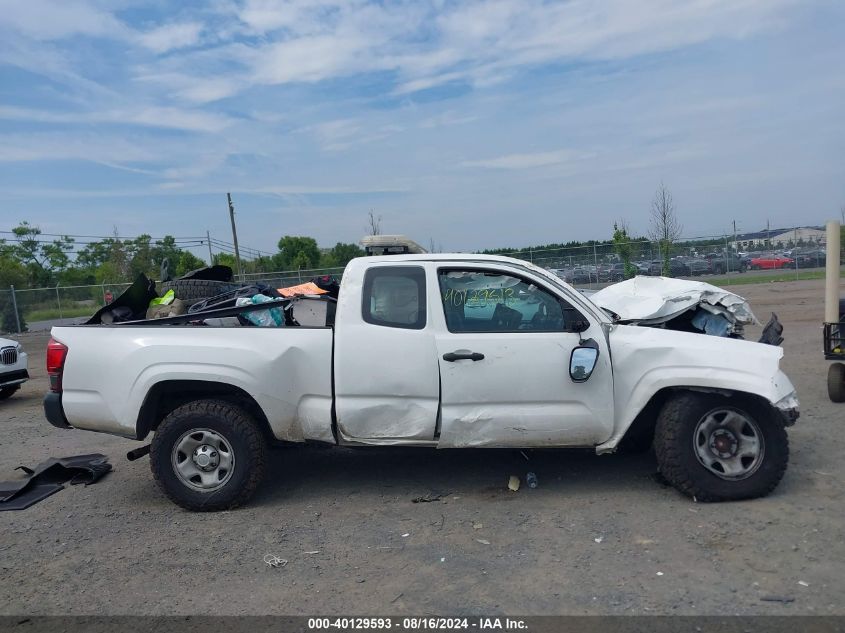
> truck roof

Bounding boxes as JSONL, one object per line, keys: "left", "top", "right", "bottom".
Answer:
{"left": 356, "top": 253, "right": 530, "bottom": 266}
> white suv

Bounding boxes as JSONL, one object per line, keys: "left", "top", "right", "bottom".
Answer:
{"left": 0, "top": 337, "right": 29, "bottom": 399}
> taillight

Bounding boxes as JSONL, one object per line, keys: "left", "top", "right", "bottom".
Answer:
{"left": 46, "top": 338, "right": 68, "bottom": 393}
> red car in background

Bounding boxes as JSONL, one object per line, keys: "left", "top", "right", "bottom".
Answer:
{"left": 749, "top": 254, "right": 794, "bottom": 270}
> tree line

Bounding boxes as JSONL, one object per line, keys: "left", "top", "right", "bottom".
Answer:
{"left": 0, "top": 222, "right": 366, "bottom": 291}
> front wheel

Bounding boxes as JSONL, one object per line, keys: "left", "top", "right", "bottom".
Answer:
{"left": 654, "top": 392, "right": 788, "bottom": 501}
{"left": 151, "top": 399, "right": 267, "bottom": 511}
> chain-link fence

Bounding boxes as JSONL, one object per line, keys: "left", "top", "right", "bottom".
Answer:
{"left": 238, "top": 266, "right": 346, "bottom": 289}
{"left": 1, "top": 232, "right": 837, "bottom": 334}
{"left": 1, "top": 282, "right": 134, "bottom": 334}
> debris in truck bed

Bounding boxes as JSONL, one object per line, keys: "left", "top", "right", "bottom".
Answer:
{"left": 176, "top": 264, "right": 234, "bottom": 282}
{"left": 87, "top": 274, "right": 157, "bottom": 324}
{"left": 277, "top": 282, "right": 329, "bottom": 297}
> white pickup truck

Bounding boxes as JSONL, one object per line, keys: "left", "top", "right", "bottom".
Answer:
{"left": 44, "top": 254, "right": 800, "bottom": 511}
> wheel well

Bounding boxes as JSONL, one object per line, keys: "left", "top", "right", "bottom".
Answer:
{"left": 135, "top": 380, "right": 274, "bottom": 442}
{"left": 622, "top": 386, "right": 775, "bottom": 448}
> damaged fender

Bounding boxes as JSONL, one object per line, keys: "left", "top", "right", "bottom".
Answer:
{"left": 597, "top": 324, "right": 799, "bottom": 453}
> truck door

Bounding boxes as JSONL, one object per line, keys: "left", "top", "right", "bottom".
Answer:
{"left": 334, "top": 264, "right": 440, "bottom": 442}
{"left": 433, "top": 266, "right": 614, "bottom": 448}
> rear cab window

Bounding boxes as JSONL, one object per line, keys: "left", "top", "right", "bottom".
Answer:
{"left": 362, "top": 266, "right": 427, "bottom": 329}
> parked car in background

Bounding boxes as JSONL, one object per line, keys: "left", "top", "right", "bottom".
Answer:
{"left": 749, "top": 254, "right": 794, "bottom": 270}
{"left": 648, "top": 259, "right": 689, "bottom": 277}
{"left": 607, "top": 262, "right": 627, "bottom": 282}
{"left": 0, "top": 337, "right": 29, "bottom": 400}
{"left": 794, "top": 250, "right": 826, "bottom": 269}
{"left": 551, "top": 268, "right": 574, "bottom": 283}
{"left": 704, "top": 252, "right": 747, "bottom": 274}
{"left": 683, "top": 257, "right": 710, "bottom": 276}
{"left": 570, "top": 267, "right": 596, "bottom": 285}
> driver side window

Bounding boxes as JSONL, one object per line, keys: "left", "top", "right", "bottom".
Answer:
{"left": 438, "top": 269, "right": 583, "bottom": 333}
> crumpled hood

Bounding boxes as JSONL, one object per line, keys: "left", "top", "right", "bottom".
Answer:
{"left": 590, "top": 276, "right": 758, "bottom": 326}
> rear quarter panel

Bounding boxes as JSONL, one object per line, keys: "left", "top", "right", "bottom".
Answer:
{"left": 53, "top": 326, "right": 334, "bottom": 441}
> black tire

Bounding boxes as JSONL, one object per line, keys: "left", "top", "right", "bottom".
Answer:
{"left": 618, "top": 425, "right": 654, "bottom": 454}
{"left": 828, "top": 363, "right": 845, "bottom": 403}
{"left": 160, "top": 278, "right": 239, "bottom": 302}
{"left": 653, "top": 392, "right": 788, "bottom": 502}
{"left": 150, "top": 399, "right": 267, "bottom": 511}
{"left": 0, "top": 385, "right": 19, "bottom": 400}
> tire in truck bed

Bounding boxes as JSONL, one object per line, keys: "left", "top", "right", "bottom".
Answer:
{"left": 160, "top": 278, "right": 240, "bottom": 302}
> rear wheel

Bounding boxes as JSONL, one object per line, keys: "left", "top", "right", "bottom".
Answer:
{"left": 828, "top": 363, "right": 845, "bottom": 403}
{"left": 654, "top": 392, "right": 788, "bottom": 501}
{"left": 151, "top": 399, "right": 267, "bottom": 511}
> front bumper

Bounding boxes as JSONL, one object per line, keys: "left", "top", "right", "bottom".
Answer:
{"left": 774, "top": 392, "right": 800, "bottom": 427}
{"left": 43, "top": 392, "right": 72, "bottom": 429}
{"left": 0, "top": 369, "right": 29, "bottom": 389}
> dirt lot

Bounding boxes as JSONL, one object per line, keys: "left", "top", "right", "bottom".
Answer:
{"left": 1, "top": 278, "right": 843, "bottom": 616}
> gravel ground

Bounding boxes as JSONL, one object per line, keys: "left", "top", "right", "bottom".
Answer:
{"left": 0, "top": 278, "right": 843, "bottom": 616}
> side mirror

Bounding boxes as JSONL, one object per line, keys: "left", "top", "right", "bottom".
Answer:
{"left": 570, "top": 345, "right": 599, "bottom": 382}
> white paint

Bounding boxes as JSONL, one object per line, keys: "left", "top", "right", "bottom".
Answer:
{"left": 55, "top": 326, "right": 333, "bottom": 440}
{"left": 51, "top": 253, "right": 799, "bottom": 453}
{"left": 333, "top": 258, "right": 440, "bottom": 441}
{"left": 0, "top": 337, "right": 28, "bottom": 388}
{"left": 598, "top": 324, "right": 798, "bottom": 452}
{"left": 590, "top": 276, "right": 758, "bottom": 327}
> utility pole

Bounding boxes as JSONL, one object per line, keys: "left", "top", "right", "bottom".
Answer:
{"left": 227, "top": 193, "right": 243, "bottom": 281}
{"left": 206, "top": 230, "right": 214, "bottom": 265}
{"left": 9, "top": 285, "right": 21, "bottom": 334}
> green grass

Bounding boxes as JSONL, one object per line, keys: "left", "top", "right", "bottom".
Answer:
{"left": 705, "top": 267, "right": 845, "bottom": 286}
{"left": 25, "top": 306, "right": 97, "bottom": 322}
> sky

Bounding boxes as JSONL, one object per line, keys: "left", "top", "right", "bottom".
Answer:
{"left": 1, "top": 0, "right": 843, "bottom": 258}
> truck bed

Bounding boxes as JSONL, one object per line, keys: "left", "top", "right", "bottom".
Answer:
{"left": 51, "top": 326, "right": 335, "bottom": 442}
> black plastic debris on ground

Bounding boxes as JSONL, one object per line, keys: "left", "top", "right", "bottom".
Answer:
{"left": 0, "top": 454, "right": 112, "bottom": 511}
{"left": 411, "top": 493, "right": 444, "bottom": 503}
{"left": 759, "top": 312, "right": 784, "bottom": 346}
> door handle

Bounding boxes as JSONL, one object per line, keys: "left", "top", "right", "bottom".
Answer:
{"left": 443, "top": 351, "right": 485, "bottom": 362}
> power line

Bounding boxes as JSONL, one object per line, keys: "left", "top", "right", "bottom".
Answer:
{"left": 0, "top": 230, "right": 208, "bottom": 241}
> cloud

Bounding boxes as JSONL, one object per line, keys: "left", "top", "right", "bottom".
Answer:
{"left": 0, "top": 132, "right": 158, "bottom": 163}
{"left": 461, "top": 150, "right": 580, "bottom": 170}
{"left": 0, "top": 0, "right": 128, "bottom": 40}
{"left": 225, "top": 0, "right": 801, "bottom": 95}
{"left": 137, "top": 22, "right": 204, "bottom": 54}
{"left": 0, "top": 105, "right": 235, "bottom": 133}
